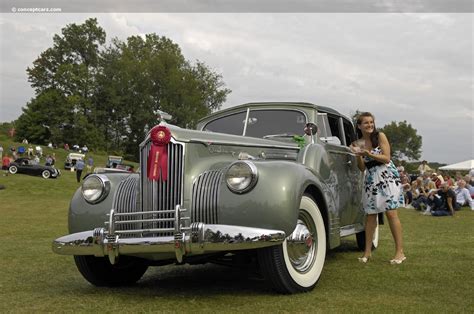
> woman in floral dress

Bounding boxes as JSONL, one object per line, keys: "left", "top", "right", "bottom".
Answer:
{"left": 351, "top": 112, "right": 406, "bottom": 264}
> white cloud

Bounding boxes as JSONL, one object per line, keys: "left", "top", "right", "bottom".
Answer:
{"left": 0, "top": 12, "right": 472, "bottom": 164}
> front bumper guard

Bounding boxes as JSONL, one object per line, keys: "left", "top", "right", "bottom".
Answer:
{"left": 52, "top": 206, "right": 285, "bottom": 264}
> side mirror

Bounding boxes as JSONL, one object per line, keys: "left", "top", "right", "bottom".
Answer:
{"left": 304, "top": 123, "right": 318, "bottom": 136}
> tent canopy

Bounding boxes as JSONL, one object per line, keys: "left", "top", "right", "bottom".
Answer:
{"left": 438, "top": 159, "right": 474, "bottom": 171}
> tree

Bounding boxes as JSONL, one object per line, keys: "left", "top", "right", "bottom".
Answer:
{"left": 17, "top": 19, "right": 230, "bottom": 158}
{"left": 97, "top": 34, "right": 231, "bottom": 158}
{"left": 381, "top": 120, "right": 422, "bottom": 161}
{"left": 21, "top": 18, "right": 106, "bottom": 148}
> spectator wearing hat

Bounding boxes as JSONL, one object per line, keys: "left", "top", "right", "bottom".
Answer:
{"left": 417, "top": 160, "right": 432, "bottom": 175}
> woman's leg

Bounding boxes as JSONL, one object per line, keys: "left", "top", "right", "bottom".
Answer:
{"left": 363, "top": 214, "right": 378, "bottom": 258}
{"left": 385, "top": 209, "right": 405, "bottom": 259}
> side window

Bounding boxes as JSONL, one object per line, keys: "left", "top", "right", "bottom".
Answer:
{"left": 327, "top": 115, "right": 342, "bottom": 144}
{"left": 316, "top": 113, "right": 332, "bottom": 138}
{"left": 342, "top": 118, "right": 356, "bottom": 147}
{"left": 203, "top": 111, "right": 247, "bottom": 136}
{"left": 317, "top": 113, "right": 341, "bottom": 145}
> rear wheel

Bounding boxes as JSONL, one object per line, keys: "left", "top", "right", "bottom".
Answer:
{"left": 8, "top": 165, "right": 18, "bottom": 174}
{"left": 258, "top": 194, "right": 326, "bottom": 294}
{"left": 41, "top": 170, "right": 51, "bottom": 179}
{"left": 74, "top": 255, "right": 148, "bottom": 287}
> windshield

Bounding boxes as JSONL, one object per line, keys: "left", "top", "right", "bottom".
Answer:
{"left": 204, "top": 109, "right": 307, "bottom": 138}
{"left": 245, "top": 110, "right": 306, "bottom": 138}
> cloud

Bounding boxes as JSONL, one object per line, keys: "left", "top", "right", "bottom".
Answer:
{"left": 0, "top": 12, "right": 472, "bottom": 163}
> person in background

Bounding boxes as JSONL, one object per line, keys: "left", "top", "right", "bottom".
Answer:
{"left": 51, "top": 153, "right": 56, "bottom": 167}
{"left": 464, "top": 175, "right": 474, "bottom": 198}
{"left": 75, "top": 159, "right": 85, "bottom": 183}
{"left": 454, "top": 180, "right": 474, "bottom": 210}
{"left": 417, "top": 160, "right": 432, "bottom": 175}
{"left": 45, "top": 155, "right": 53, "bottom": 166}
{"left": 431, "top": 173, "right": 443, "bottom": 188}
{"left": 444, "top": 175, "right": 454, "bottom": 187}
{"left": 428, "top": 183, "right": 456, "bottom": 217}
{"left": 85, "top": 156, "right": 94, "bottom": 176}
{"left": 401, "top": 175, "right": 412, "bottom": 206}
{"left": 351, "top": 112, "right": 405, "bottom": 265}
{"left": 2, "top": 154, "right": 11, "bottom": 174}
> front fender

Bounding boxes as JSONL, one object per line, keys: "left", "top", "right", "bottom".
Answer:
{"left": 217, "top": 161, "right": 326, "bottom": 235}
{"left": 68, "top": 172, "right": 137, "bottom": 233}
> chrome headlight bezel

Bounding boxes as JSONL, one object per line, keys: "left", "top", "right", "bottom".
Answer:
{"left": 81, "top": 174, "right": 111, "bottom": 204}
{"left": 225, "top": 160, "right": 258, "bottom": 194}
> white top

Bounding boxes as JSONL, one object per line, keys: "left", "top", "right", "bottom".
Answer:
{"left": 455, "top": 187, "right": 474, "bottom": 210}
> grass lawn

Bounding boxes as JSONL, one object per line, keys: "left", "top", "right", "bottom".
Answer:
{"left": 0, "top": 160, "right": 473, "bottom": 312}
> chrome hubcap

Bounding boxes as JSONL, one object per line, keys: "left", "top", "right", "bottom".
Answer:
{"left": 286, "top": 214, "right": 316, "bottom": 273}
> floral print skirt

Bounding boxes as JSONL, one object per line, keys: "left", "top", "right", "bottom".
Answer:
{"left": 362, "top": 160, "right": 405, "bottom": 214}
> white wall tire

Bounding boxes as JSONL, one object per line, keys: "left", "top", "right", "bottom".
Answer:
{"left": 42, "top": 170, "right": 51, "bottom": 179}
{"left": 258, "top": 194, "right": 326, "bottom": 294}
{"left": 9, "top": 165, "right": 18, "bottom": 174}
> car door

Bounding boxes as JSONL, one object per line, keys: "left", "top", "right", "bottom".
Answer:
{"left": 317, "top": 113, "right": 358, "bottom": 226}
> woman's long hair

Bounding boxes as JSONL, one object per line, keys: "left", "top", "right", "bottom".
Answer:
{"left": 356, "top": 112, "right": 379, "bottom": 148}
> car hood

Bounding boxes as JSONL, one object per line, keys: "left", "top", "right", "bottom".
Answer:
{"left": 142, "top": 123, "right": 301, "bottom": 151}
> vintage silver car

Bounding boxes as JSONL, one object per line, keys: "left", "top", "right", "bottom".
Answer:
{"left": 52, "top": 102, "right": 377, "bottom": 294}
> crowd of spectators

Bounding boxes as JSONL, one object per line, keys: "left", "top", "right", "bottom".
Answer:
{"left": 399, "top": 161, "right": 474, "bottom": 217}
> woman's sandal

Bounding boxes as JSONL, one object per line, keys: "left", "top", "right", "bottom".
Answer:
{"left": 358, "top": 256, "right": 371, "bottom": 263}
{"left": 390, "top": 256, "right": 407, "bottom": 265}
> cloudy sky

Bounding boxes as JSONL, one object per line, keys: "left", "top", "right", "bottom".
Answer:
{"left": 0, "top": 11, "right": 472, "bottom": 164}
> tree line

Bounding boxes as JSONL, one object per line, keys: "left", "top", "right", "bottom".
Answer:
{"left": 14, "top": 18, "right": 231, "bottom": 160}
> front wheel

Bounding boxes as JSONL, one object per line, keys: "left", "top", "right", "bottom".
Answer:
{"left": 258, "top": 194, "right": 326, "bottom": 294}
{"left": 74, "top": 255, "right": 148, "bottom": 287}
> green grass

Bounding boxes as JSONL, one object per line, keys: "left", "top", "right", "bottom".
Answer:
{"left": 0, "top": 148, "right": 473, "bottom": 312}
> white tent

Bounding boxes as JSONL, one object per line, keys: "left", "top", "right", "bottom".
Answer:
{"left": 439, "top": 159, "right": 474, "bottom": 171}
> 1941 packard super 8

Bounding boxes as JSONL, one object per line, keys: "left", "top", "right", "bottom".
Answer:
{"left": 52, "top": 102, "right": 378, "bottom": 294}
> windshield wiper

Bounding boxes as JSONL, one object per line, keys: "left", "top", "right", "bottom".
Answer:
{"left": 262, "top": 133, "right": 297, "bottom": 139}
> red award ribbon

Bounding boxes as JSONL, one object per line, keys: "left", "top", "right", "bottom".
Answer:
{"left": 147, "top": 126, "right": 171, "bottom": 181}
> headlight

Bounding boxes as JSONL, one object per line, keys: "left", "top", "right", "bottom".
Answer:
{"left": 81, "top": 174, "right": 110, "bottom": 204}
{"left": 225, "top": 161, "right": 258, "bottom": 194}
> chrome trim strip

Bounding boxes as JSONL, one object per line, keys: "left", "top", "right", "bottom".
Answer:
{"left": 189, "top": 139, "right": 300, "bottom": 150}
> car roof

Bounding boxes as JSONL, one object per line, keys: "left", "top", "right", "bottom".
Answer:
{"left": 197, "top": 102, "right": 343, "bottom": 124}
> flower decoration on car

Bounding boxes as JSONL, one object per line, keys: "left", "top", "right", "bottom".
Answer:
{"left": 147, "top": 125, "right": 171, "bottom": 181}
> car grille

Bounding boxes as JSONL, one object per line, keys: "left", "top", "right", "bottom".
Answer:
{"left": 191, "top": 170, "right": 223, "bottom": 224}
{"left": 109, "top": 141, "right": 185, "bottom": 238}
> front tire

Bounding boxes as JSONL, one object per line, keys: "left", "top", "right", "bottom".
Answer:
{"left": 41, "top": 170, "right": 51, "bottom": 179}
{"left": 9, "top": 165, "right": 18, "bottom": 174}
{"left": 74, "top": 255, "right": 148, "bottom": 287}
{"left": 258, "top": 194, "right": 326, "bottom": 294}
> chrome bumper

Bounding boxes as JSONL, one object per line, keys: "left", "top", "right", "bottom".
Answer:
{"left": 52, "top": 223, "right": 285, "bottom": 264}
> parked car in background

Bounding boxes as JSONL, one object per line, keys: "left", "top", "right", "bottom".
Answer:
{"left": 9, "top": 158, "right": 60, "bottom": 179}
{"left": 105, "top": 155, "right": 123, "bottom": 168}
{"left": 64, "top": 153, "right": 85, "bottom": 170}
{"left": 52, "top": 102, "right": 375, "bottom": 294}
{"left": 115, "top": 163, "right": 135, "bottom": 172}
